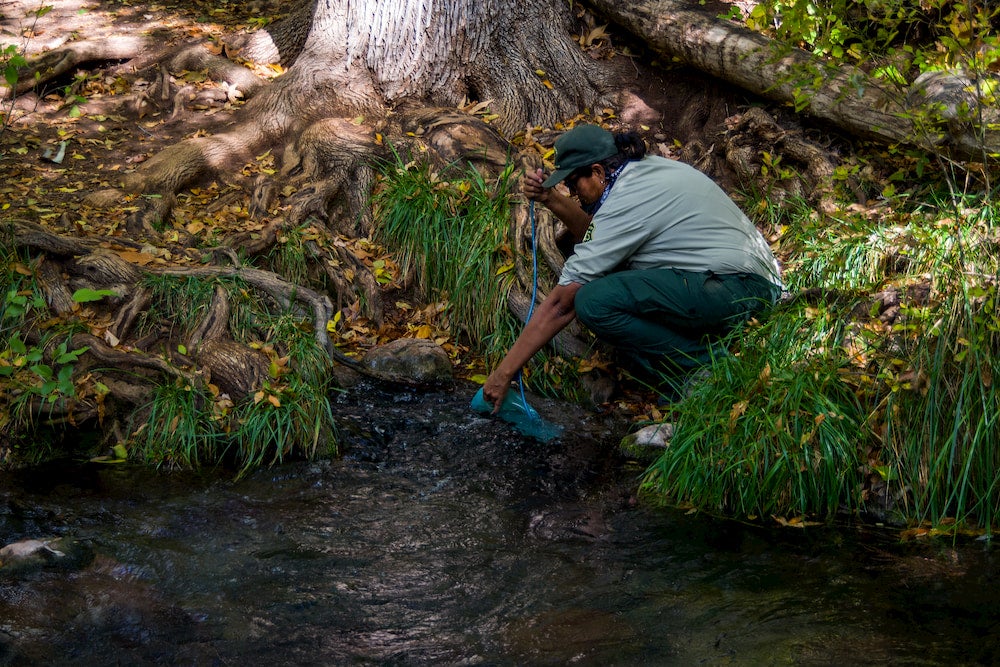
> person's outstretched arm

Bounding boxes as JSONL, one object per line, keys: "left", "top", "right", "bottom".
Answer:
{"left": 482, "top": 282, "right": 582, "bottom": 412}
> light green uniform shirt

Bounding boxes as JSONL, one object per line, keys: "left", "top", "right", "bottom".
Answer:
{"left": 558, "top": 156, "right": 782, "bottom": 288}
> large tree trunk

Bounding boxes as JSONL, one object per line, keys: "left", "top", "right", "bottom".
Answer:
{"left": 122, "top": 0, "right": 616, "bottom": 195}
{"left": 588, "top": 0, "right": 1000, "bottom": 158}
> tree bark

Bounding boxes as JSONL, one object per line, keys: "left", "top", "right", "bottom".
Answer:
{"left": 586, "top": 0, "right": 1000, "bottom": 157}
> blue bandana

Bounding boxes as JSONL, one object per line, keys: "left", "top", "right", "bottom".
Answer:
{"left": 580, "top": 163, "right": 627, "bottom": 240}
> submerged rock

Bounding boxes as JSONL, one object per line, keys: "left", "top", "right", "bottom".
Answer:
{"left": 0, "top": 537, "right": 95, "bottom": 575}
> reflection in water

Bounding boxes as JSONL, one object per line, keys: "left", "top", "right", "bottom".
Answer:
{"left": 1, "top": 382, "right": 997, "bottom": 665}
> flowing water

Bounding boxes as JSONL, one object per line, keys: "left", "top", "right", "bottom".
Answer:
{"left": 1, "top": 382, "right": 997, "bottom": 665}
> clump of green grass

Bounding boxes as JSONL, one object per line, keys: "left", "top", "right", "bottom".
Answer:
{"left": 870, "top": 201, "right": 1000, "bottom": 533}
{"left": 264, "top": 312, "right": 332, "bottom": 385}
{"left": 136, "top": 378, "right": 216, "bottom": 469}
{"left": 642, "top": 191, "right": 1000, "bottom": 531}
{"left": 136, "top": 274, "right": 217, "bottom": 342}
{"left": 372, "top": 148, "right": 517, "bottom": 357}
{"left": 641, "top": 302, "right": 868, "bottom": 519}
{"left": 129, "top": 314, "right": 338, "bottom": 475}
{"left": 227, "top": 376, "right": 336, "bottom": 478}
{"left": 371, "top": 149, "right": 588, "bottom": 399}
{"left": 262, "top": 223, "right": 312, "bottom": 288}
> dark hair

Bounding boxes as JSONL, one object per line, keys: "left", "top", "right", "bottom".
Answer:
{"left": 598, "top": 131, "right": 647, "bottom": 172}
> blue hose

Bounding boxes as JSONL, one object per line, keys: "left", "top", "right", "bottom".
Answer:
{"left": 470, "top": 198, "right": 561, "bottom": 441}
{"left": 516, "top": 200, "right": 540, "bottom": 419}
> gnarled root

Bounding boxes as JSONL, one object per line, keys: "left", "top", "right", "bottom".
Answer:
{"left": 717, "top": 107, "right": 843, "bottom": 211}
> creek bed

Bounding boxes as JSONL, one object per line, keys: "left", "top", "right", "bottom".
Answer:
{"left": 1, "top": 382, "right": 997, "bottom": 665}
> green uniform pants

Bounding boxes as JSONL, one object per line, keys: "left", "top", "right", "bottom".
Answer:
{"left": 574, "top": 268, "right": 778, "bottom": 378}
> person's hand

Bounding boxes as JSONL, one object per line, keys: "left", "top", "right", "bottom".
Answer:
{"left": 482, "top": 368, "right": 515, "bottom": 414}
{"left": 522, "top": 167, "right": 550, "bottom": 204}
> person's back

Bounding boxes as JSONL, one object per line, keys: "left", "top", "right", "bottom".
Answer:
{"left": 561, "top": 155, "right": 781, "bottom": 288}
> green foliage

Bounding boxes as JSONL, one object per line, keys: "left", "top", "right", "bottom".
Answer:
{"left": 2, "top": 43, "right": 27, "bottom": 90}
{"left": 136, "top": 379, "right": 216, "bottom": 469}
{"left": 643, "top": 189, "right": 1000, "bottom": 532}
{"left": 371, "top": 148, "right": 588, "bottom": 399}
{"left": 372, "top": 147, "right": 517, "bottom": 354}
{"left": 881, "top": 281, "right": 1000, "bottom": 533}
{"left": 261, "top": 313, "right": 327, "bottom": 384}
{"left": 133, "top": 374, "right": 336, "bottom": 478}
{"left": 72, "top": 288, "right": 119, "bottom": 303}
{"left": 127, "top": 276, "right": 336, "bottom": 475}
{"left": 0, "top": 333, "right": 88, "bottom": 402}
{"left": 0, "top": 250, "right": 89, "bottom": 451}
{"left": 263, "top": 223, "right": 312, "bottom": 287}
{"left": 2, "top": 281, "right": 46, "bottom": 326}
{"left": 641, "top": 303, "right": 867, "bottom": 519}
{"left": 124, "top": 277, "right": 338, "bottom": 473}
{"left": 747, "top": 0, "right": 998, "bottom": 64}
{"left": 749, "top": 0, "right": 1000, "bottom": 187}
{"left": 0, "top": 240, "right": 338, "bottom": 473}
{"left": 136, "top": 273, "right": 218, "bottom": 341}
{"left": 228, "top": 377, "right": 336, "bottom": 479}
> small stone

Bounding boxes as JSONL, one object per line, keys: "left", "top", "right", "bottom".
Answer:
{"left": 361, "top": 338, "right": 453, "bottom": 386}
{"left": 619, "top": 422, "right": 673, "bottom": 459}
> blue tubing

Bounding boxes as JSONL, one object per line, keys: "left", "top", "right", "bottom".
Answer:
{"left": 470, "top": 197, "right": 564, "bottom": 442}
{"left": 517, "top": 200, "right": 540, "bottom": 418}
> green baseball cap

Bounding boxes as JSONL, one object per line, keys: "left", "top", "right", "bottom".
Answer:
{"left": 542, "top": 125, "right": 618, "bottom": 188}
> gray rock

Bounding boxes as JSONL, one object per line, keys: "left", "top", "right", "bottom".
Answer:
{"left": 619, "top": 422, "right": 673, "bottom": 460}
{"left": 361, "top": 338, "right": 454, "bottom": 386}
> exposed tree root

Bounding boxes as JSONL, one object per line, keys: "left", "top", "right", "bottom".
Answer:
{"left": 4, "top": 220, "right": 378, "bottom": 416}
{"left": 9, "top": 36, "right": 153, "bottom": 96}
{"left": 719, "top": 107, "right": 842, "bottom": 211}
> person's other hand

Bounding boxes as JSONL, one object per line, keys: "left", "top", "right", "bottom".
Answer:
{"left": 522, "top": 167, "right": 550, "bottom": 204}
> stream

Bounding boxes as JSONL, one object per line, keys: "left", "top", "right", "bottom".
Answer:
{"left": 1, "top": 381, "right": 997, "bottom": 665}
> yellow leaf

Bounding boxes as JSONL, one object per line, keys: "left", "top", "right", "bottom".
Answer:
{"left": 541, "top": 79, "right": 553, "bottom": 90}
{"left": 415, "top": 324, "right": 433, "bottom": 339}
{"left": 729, "top": 400, "right": 749, "bottom": 427}
{"left": 470, "top": 374, "right": 488, "bottom": 384}
{"left": 254, "top": 390, "right": 265, "bottom": 404}
{"left": 267, "top": 394, "right": 281, "bottom": 408}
